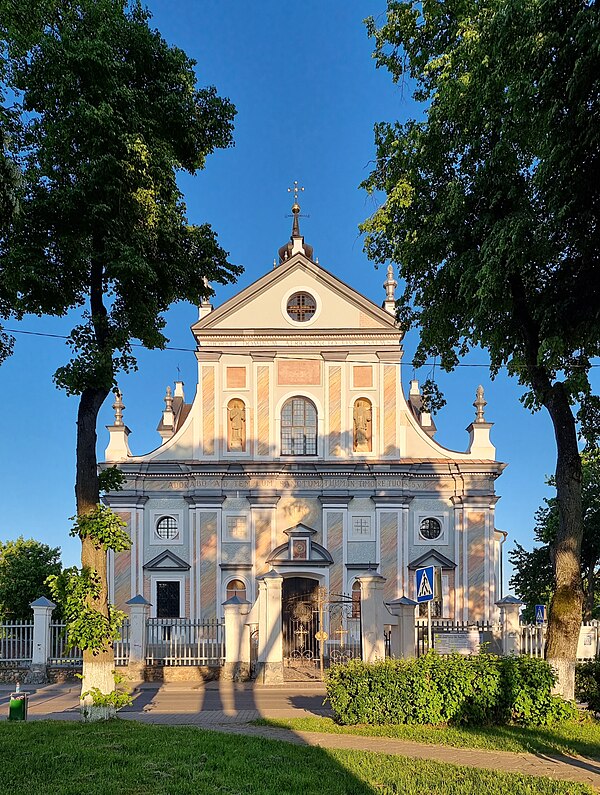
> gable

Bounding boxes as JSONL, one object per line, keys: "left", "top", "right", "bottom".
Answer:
{"left": 143, "top": 550, "right": 190, "bottom": 571}
{"left": 193, "top": 255, "right": 398, "bottom": 335}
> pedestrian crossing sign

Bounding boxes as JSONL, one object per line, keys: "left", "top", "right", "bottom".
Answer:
{"left": 535, "top": 604, "right": 546, "bottom": 625}
{"left": 416, "top": 566, "right": 435, "bottom": 603}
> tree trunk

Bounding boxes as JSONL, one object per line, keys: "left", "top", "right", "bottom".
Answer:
{"left": 76, "top": 385, "right": 113, "bottom": 721}
{"left": 544, "top": 382, "right": 583, "bottom": 701}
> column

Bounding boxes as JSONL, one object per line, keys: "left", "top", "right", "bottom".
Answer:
{"left": 386, "top": 596, "right": 418, "bottom": 658}
{"left": 256, "top": 570, "right": 284, "bottom": 683}
{"left": 126, "top": 594, "right": 151, "bottom": 681}
{"left": 24, "top": 596, "right": 56, "bottom": 684}
{"left": 358, "top": 573, "right": 387, "bottom": 662}
{"left": 222, "top": 595, "right": 251, "bottom": 681}
{"left": 496, "top": 595, "right": 522, "bottom": 655}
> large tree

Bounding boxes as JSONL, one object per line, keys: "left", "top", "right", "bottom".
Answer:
{"left": 0, "top": 537, "right": 62, "bottom": 620}
{"left": 511, "top": 449, "right": 600, "bottom": 622}
{"left": 362, "top": 0, "right": 600, "bottom": 697}
{"left": 0, "top": 0, "right": 239, "bottom": 717}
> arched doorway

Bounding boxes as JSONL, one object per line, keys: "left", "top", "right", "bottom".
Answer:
{"left": 282, "top": 576, "right": 320, "bottom": 679}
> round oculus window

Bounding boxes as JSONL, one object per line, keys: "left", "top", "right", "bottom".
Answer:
{"left": 419, "top": 517, "right": 442, "bottom": 540}
{"left": 286, "top": 291, "right": 316, "bottom": 322}
{"left": 156, "top": 516, "right": 178, "bottom": 540}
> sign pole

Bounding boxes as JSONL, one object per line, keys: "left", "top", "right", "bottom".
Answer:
{"left": 427, "top": 598, "right": 432, "bottom": 651}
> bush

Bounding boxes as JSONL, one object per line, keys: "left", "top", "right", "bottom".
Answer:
{"left": 576, "top": 660, "right": 600, "bottom": 714}
{"left": 326, "top": 653, "right": 577, "bottom": 727}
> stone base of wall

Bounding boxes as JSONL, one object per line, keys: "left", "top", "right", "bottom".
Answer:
{"left": 0, "top": 664, "right": 28, "bottom": 684}
{"left": 141, "top": 664, "right": 221, "bottom": 683}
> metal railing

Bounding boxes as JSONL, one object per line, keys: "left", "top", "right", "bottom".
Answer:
{"left": 415, "top": 619, "right": 498, "bottom": 657}
{"left": 146, "top": 618, "right": 224, "bottom": 666}
{"left": 0, "top": 621, "right": 34, "bottom": 664}
{"left": 48, "top": 620, "right": 130, "bottom": 666}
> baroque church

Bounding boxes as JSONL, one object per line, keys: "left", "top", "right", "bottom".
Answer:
{"left": 103, "top": 194, "right": 506, "bottom": 630}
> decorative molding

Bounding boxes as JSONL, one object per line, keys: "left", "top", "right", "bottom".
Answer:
{"left": 144, "top": 550, "right": 190, "bottom": 572}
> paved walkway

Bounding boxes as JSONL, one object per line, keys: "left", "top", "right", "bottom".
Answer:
{"left": 2, "top": 682, "right": 600, "bottom": 791}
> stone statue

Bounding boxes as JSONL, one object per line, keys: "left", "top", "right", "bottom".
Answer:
{"left": 353, "top": 399, "right": 372, "bottom": 452}
{"left": 228, "top": 399, "right": 246, "bottom": 451}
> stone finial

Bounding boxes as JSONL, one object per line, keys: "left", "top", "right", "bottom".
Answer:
{"left": 164, "top": 385, "right": 173, "bottom": 414}
{"left": 474, "top": 385, "right": 487, "bottom": 423}
{"left": 113, "top": 391, "right": 124, "bottom": 426}
{"left": 383, "top": 264, "right": 398, "bottom": 316}
{"left": 199, "top": 275, "right": 213, "bottom": 319}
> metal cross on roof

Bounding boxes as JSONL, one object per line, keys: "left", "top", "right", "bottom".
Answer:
{"left": 288, "top": 180, "right": 304, "bottom": 203}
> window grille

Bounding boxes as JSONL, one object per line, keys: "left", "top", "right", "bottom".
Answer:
{"left": 281, "top": 397, "right": 317, "bottom": 455}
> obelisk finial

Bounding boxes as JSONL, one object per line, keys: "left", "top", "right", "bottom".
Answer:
{"left": 474, "top": 385, "right": 487, "bottom": 423}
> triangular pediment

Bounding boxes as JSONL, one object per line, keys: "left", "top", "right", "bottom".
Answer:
{"left": 192, "top": 254, "right": 400, "bottom": 336}
{"left": 143, "top": 550, "right": 190, "bottom": 571}
{"left": 408, "top": 550, "right": 456, "bottom": 571}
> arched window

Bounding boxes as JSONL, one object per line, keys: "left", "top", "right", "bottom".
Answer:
{"left": 226, "top": 579, "right": 247, "bottom": 602}
{"left": 419, "top": 517, "right": 442, "bottom": 540}
{"left": 352, "top": 581, "right": 361, "bottom": 619}
{"left": 156, "top": 516, "right": 178, "bottom": 540}
{"left": 281, "top": 397, "right": 317, "bottom": 455}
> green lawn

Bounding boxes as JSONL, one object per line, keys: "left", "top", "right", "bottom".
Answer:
{"left": 0, "top": 720, "right": 593, "bottom": 795}
{"left": 254, "top": 716, "right": 600, "bottom": 760}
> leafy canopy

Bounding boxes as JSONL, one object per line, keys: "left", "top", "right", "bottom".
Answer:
{"left": 0, "top": 536, "right": 62, "bottom": 620}
{"left": 361, "top": 0, "right": 600, "bottom": 419}
{"left": 0, "top": 0, "right": 240, "bottom": 387}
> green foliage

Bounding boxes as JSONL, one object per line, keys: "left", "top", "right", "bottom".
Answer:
{"left": 576, "top": 661, "right": 600, "bottom": 715}
{"left": 326, "top": 653, "right": 576, "bottom": 727}
{"left": 98, "top": 466, "right": 125, "bottom": 495}
{"left": 0, "top": 536, "right": 62, "bottom": 620}
{"left": 70, "top": 505, "right": 131, "bottom": 553}
{"left": 1, "top": 0, "right": 240, "bottom": 395}
{"left": 47, "top": 566, "right": 127, "bottom": 653}
{"left": 510, "top": 449, "right": 600, "bottom": 621}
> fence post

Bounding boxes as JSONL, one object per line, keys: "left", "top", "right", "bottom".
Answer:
{"left": 358, "top": 574, "right": 387, "bottom": 662}
{"left": 496, "top": 595, "right": 522, "bottom": 656}
{"left": 222, "top": 595, "right": 251, "bottom": 681}
{"left": 126, "top": 594, "right": 151, "bottom": 681}
{"left": 386, "top": 596, "right": 418, "bottom": 658}
{"left": 256, "top": 570, "right": 284, "bottom": 683}
{"left": 24, "top": 596, "right": 56, "bottom": 684}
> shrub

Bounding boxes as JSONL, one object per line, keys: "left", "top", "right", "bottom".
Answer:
{"left": 576, "top": 660, "right": 600, "bottom": 714}
{"left": 326, "top": 652, "right": 576, "bottom": 727}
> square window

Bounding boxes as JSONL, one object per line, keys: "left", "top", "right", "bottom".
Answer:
{"left": 351, "top": 516, "right": 372, "bottom": 539}
{"left": 225, "top": 515, "right": 248, "bottom": 541}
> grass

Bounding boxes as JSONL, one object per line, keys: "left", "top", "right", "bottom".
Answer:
{"left": 0, "top": 720, "right": 593, "bottom": 795}
{"left": 253, "top": 716, "right": 600, "bottom": 760}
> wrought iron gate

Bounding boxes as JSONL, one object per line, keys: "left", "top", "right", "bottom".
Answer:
{"left": 282, "top": 580, "right": 362, "bottom": 679}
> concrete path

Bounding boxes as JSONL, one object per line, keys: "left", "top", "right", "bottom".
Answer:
{"left": 2, "top": 682, "right": 600, "bottom": 792}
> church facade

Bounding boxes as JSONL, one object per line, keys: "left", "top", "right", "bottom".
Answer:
{"left": 103, "top": 202, "right": 506, "bottom": 628}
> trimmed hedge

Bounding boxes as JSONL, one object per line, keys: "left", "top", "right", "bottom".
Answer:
{"left": 326, "top": 653, "right": 576, "bottom": 727}
{"left": 576, "top": 660, "right": 600, "bottom": 714}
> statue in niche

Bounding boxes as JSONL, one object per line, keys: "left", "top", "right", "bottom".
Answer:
{"left": 353, "top": 399, "right": 372, "bottom": 452}
{"left": 228, "top": 399, "right": 246, "bottom": 451}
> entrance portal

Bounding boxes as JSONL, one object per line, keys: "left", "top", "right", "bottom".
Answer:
{"left": 282, "top": 576, "right": 320, "bottom": 680}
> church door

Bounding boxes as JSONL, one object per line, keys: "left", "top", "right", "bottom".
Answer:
{"left": 282, "top": 576, "right": 320, "bottom": 679}
{"left": 156, "top": 581, "right": 180, "bottom": 618}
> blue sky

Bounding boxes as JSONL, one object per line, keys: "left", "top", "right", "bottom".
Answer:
{"left": 2, "top": 1, "right": 593, "bottom": 590}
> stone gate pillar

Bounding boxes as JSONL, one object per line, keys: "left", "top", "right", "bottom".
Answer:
{"left": 358, "top": 574, "right": 387, "bottom": 662}
{"left": 222, "top": 595, "right": 251, "bottom": 681}
{"left": 25, "top": 596, "right": 56, "bottom": 684}
{"left": 126, "top": 594, "right": 151, "bottom": 681}
{"left": 496, "top": 595, "right": 522, "bottom": 655}
{"left": 386, "top": 596, "right": 418, "bottom": 658}
{"left": 256, "top": 570, "right": 284, "bottom": 683}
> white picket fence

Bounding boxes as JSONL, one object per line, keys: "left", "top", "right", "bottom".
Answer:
{"left": 521, "top": 621, "right": 600, "bottom": 660}
{"left": 146, "top": 618, "right": 224, "bottom": 666}
{"left": 48, "top": 620, "right": 130, "bottom": 666}
{"left": 0, "top": 620, "right": 34, "bottom": 664}
{"left": 415, "top": 619, "right": 498, "bottom": 657}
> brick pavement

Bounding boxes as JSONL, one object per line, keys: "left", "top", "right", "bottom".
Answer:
{"left": 1, "top": 682, "right": 600, "bottom": 791}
